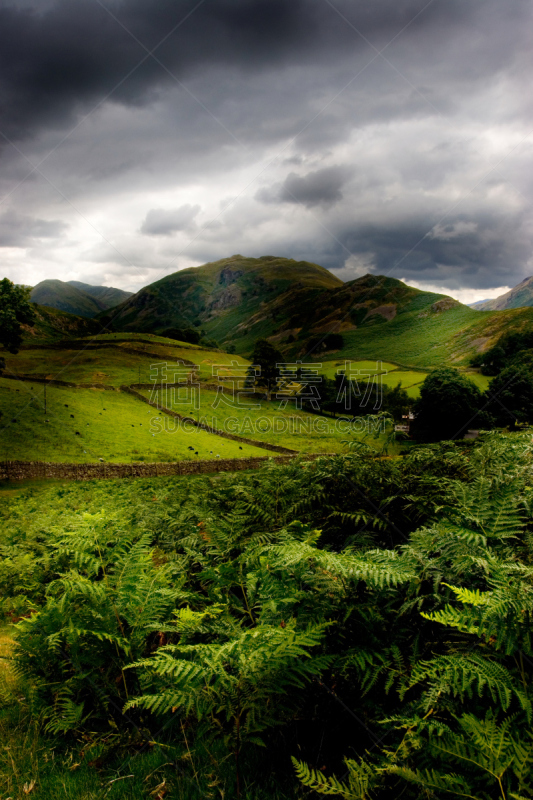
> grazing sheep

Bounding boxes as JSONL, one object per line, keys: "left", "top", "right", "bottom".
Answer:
{"left": 70, "top": 414, "right": 74, "bottom": 418}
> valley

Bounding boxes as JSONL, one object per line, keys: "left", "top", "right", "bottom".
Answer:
{"left": 2, "top": 258, "right": 533, "bottom": 800}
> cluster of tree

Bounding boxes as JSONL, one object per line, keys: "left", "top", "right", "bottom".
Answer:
{"left": 0, "top": 278, "right": 35, "bottom": 373}
{"left": 250, "top": 338, "right": 284, "bottom": 397}
{"left": 248, "top": 338, "right": 533, "bottom": 439}
{"left": 161, "top": 326, "right": 201, "bottom": 345}
{"left": 4, "top": 433, "right": 533, "bottom": 799}
{"left": 297, "top": 362, "right": 533, "bottom": 441}
{"left": 471, "top": 328, "right": 533, "bottom": 375}
{"left": 297, "top": 374, "right": 411, "bottom": 421}
{"left": 412, "top": 365, "right": 533, "bottom": 440}
{"left": 249, "top": 339, "right": 410, "bottom": 419}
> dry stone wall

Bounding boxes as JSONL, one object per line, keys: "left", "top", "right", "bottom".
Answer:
{"left": 0, "top": 453, "right": 331, "bottom": 482}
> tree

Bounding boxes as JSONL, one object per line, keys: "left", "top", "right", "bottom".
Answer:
{"left": 411, "top": 367, "right": 487, "bottom": 441}
{"left": 383, "top": 382, "right": 411, "bottom": 421}
{"left": 486, "top": 355, "right": 533, "bottom": 428}
{"left": 161, "top": 326, "right": 200, "bottom": 345}
{"left": 251, "top": 338, "right": 283, "bottom": 398}
{"left": 0, "top": 278, "right": 35, "bottom": 373}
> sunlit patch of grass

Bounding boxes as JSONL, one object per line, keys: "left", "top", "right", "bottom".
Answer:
{"left": 0, "top": 379, "right": 268, "bottom": 463}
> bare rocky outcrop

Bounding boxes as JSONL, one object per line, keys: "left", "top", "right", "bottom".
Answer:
{"left": 219, "top": 267, "right": 243, "bottom": 285}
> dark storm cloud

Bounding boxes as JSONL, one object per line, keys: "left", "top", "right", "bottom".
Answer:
{"left": 1, "top": 0, "right": 532, "bottom": 294}
{"left": 0, "top": 0, "right": 337, "bottom": 140}
{"left": 330, "top": 210, "right": 533, "bottom": 291}
{"left": 0, "top": 210, "right": 68, "bottom": 247}
{"left": 140, "top": 204, "right": 200, "bottom": 235}
{"left": 0, "top": 0, "right": 502, "bottom": 142}
{"left": 257, "top": 166, "right": 348, "bottom": 208}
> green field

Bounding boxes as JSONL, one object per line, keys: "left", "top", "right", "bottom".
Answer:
{"left": 0, "top": 337, "right": 495, "bottom": 465}
{"left": 319, "top": 359, "right": 398, "bottom": 378}
{"left": 0, "top": 378, "right": 268, "bottom": 463}
{"left": 142, "top": 385, "right": 395, "bottom": 455}
{"left": 5, "top": 337, "right": 251, "bottom": 386}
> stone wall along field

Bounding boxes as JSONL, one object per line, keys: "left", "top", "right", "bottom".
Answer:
{"left": 0, "top": 453, "right": 331, "bottom": 482}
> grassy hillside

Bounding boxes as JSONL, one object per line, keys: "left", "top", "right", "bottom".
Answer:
{"left": 105, "top": 257, "right": 533, "bottom": 367}
{"left": 105, "top": 254, "right": 343, "bottom": 338}
{"left": 321, "top": 303, "right": 533, "bottom": 368}
{"left": 30, "top": 279, "right": 132, "bottom": 318}
{"left": 30, "top": 280, "right": 106, "bottom": 318}
{"left": 0, "top": 378, "right": 268, "bottom": 463}
{"left": 5, "top": 333, "right": 252, "bottom": 386}
{"left": 141, "top": 384, "right": 388, "bottom": 454}
{"left": 2, "top": 334, "right": 399, "bottom": 462}
{"left": 21, "top": 303, "right": 100, "bottom": 342}
{"left": 67, "top": 280, "right": 132, "bottom": 309}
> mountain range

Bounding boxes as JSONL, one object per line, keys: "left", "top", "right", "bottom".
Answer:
{"left": 30, "top": 279, "right": 132, "bottom": 318}
{"left": 18, "top": 257, "right": 533, "bottom": 368}
{"left": 102, "top": 254, "right": 464, "bottom": 352}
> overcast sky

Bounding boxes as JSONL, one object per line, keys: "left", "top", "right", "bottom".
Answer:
{"left": 0, "top": 0, "right": 532, "bottom": 302}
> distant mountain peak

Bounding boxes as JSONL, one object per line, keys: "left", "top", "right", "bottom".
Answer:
{"left": 31, "top": 279, "right": 132, "bottom": 318}
{"left": 470, "top": 277, "right": 533, "bottom": 311}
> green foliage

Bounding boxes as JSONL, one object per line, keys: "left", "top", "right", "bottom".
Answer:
{"left": 487, "top": 360, "right": 533, "bottom": 426}
{"left": 161, "top": 326, "right": 201, "bottom": 344}
{"left": 472, "top": 328, "right": 533, "bottom": 375}
{"left": 13, "top": 519, "right": 179, "bottom": 734}
{"left": 0, "top": 278, "right": 35, "bottom": 369}
{"left": 292, "top": 756, "right": 378, "bottom": 798}
{"left": 412, "top": 366, "right": 488, "bottom": 440}
{"left": 4, "top": 432, "right": 533, "bottom": 797}
{"left": 251, "top": 338, "right": 284, "bottom": 392}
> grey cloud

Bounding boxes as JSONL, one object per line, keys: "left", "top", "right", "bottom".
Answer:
{"left": 0, "top": 0, "right": 528, "bottom": 144}
{"left": 257, "top": 166, "right": 349, "bottom": 208}
{"left": 2, "top": 0, "right": 533, "bottom": 296}
{"left": 327, "top": 210, "right": 533, "bottom": 291}
{"left": 0, "top": 210, "right": 68, "bottom": 247}
{"left": 140, "top": 204, "right": 201, "bottom": 236}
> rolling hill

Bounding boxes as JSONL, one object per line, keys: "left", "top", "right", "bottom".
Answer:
{"left": 104, "top": 255, "right": 464, "bottom": 353}
{"left": 15, "top": 255, "right": 533, "bottom": 371}
{"left": 471, "top": 277, "right": 533, "bottom": 311}
{"left": 30, "top": 279, "right": 132, "bottom": 318}
{"left": 22, "top": 303, "right": 100, "bottom": 341}
{"left": 103, "top": 254, "right": 343, "bottom": 338}
{"left": 105, "top": 254, "right": 533, "bottom": 366}
{"left": 67, "top": 281, "right": 132, "bottom": 310}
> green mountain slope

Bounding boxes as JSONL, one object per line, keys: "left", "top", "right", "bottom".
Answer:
{"left": 67, "top": 281, "right": 133, "bottom": 309}
{"left": 105, "top": 254, "right": 343, "bottom": 335}
{"left": 473, "top": 277, "right": 533, "bottom": 310}
{"left": 22, "top": 304, "right": 100, "bottom": 342}
{"left": 102, "top": 255, "right": 533, "bottom": 368}
{"left": 31, "top": 280, "right": 105, "bottom": 317}
{"left": 31, "top": 279, "right": 132, "bottom": 318}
